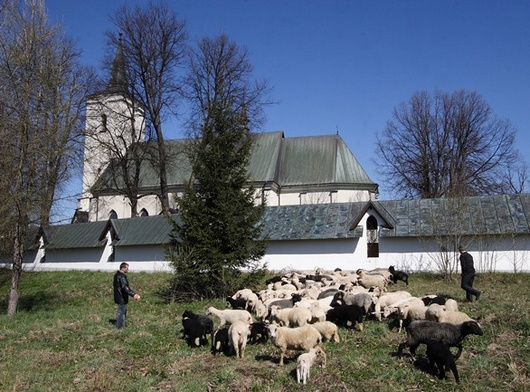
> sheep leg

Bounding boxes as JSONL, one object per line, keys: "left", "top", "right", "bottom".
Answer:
{"left": 453, "top": 344, "right": 463, "bottom": 360}
{"left": 279, "top": 349, "right": 286, "bottom": 365}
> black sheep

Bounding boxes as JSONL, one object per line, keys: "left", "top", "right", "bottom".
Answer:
{"left": 426, "top": 339, "right": 460, "bottom": 383}
{"left": 326, "top": 304, "right": 365, "bottom": 331}
{"left": 249, "top": 322, "right": 269, "bottom": 344}
{"left": 211, "top": 327, "right": 230, "bottom": 355}
{"left": 421, "top": 295, "right": 447, "bottom": 306}
{"left": 226, "top": 296, "right": 248, "bottom": 310}
{"left": 397, "top": 320, "right": 483, "bottom": 359}
{"left": 388, "top": 266, "right": 409, "bottom": 286}
{"left": 181, "top": 310, "right": 214, "bottom": 347}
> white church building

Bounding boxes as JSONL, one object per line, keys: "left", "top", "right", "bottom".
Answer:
{"left": 16, "top": 42, "right": 530, "bottom": 274}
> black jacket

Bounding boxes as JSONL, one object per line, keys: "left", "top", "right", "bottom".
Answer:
{"left": 113, "top": 270, "right": 135, "bottom": 304}
{"left": 460, "top": 252, "right": 475, "bottom": 274}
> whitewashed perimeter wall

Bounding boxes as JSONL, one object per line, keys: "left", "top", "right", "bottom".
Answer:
{"left": 377, "top": 236, "right": 530, "bottom": 273}
{"left": 17, "top": 233, "right": 530, "bottom": 273}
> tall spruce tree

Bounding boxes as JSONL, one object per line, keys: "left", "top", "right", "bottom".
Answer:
{"left": 168, "top": 103, "right": 267, "bottom": 300}
{"left": 167, "top": 34, "right": 269, "bottom": 301}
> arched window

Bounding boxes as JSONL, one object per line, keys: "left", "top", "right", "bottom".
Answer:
{"left": 140, "top": 208, "right": 149, "bottom": 217}
{"left": 366, "top": 215, "right": 379, "bottom": 257}
{"left": 100, "top": 113, "right": 108, "bottom": 132}
{"left": 109, "top": 210, "right": 118, "bottom": 220}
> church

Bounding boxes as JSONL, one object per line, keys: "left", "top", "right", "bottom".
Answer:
{"left": 18, "top": 43, "right": 530, "bottom": 274}
{"left": 75, "top": 41, "right": 378, "bottom": 223}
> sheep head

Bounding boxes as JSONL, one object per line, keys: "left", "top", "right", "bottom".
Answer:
{"left": 462, "top": 320, "right": 484, "bottom": 336}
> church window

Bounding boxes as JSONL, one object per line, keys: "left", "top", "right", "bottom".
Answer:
{"left": 109, "top": 210, "right": 118, "bottom": 220}
{"left": 100, "top": 114, "right": 108, "bottom": 132}
{"left": 366, "top": 215, "right": 379, "bottom": 257}
{"left": 140, "top": 208, "right": 149, "bottom": 217}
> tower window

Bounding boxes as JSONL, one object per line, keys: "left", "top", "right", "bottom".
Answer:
{"left": 100, "top": 114, "right": 108, "bottom": 132}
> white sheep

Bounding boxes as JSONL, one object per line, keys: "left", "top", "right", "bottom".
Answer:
{"left": 383, "top": 297, "right": 424, "bottom": 319}
{"left": 356, "top": 269, "right": 388, "bottom": 291}
{"left": 366, "top": 268, "right": 394, "bottom": 282}
{"left": 373, "top": 290, "right": 412, "bottom": 321}
{"left": 269, "top": 305, "right": 312, "bottom": 327}
{"left": 398, "top": 305, "right": 428, "bottom": 333}
{"left": 206, "top": 307, "right": 253, "bottom": 332}
{"left": 444, "top": 299, "right": 459, "bottom": 312}
{"left": 307, "top": 302, "right": 328, "bottom": 323}
{"left": 310, "top": 321, "right": 340, "bottom": 343}
{"left": 426, "top": 305, "right": 474, "bottom": 324}
{"left": 296, "top": 347, "right": 327, "bottom": 384}
{"left": 228, "top": 320, "right": 251, "bottom": 359}
{"left": 267, "top": 323, "right": 323, "bottom": 365}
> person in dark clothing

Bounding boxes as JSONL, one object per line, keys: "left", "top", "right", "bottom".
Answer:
{"left": 458, "top": 246, "right": 481, "bottom": 302}
{"left": 113, "top": 262, "right": 140, "bottom": 329}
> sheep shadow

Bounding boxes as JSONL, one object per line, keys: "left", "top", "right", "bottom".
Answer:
{"left": 412, "top": 355, "right": 435, "bottom": 375}
{"left": 254, "top": 353, "right": 277, "bottom": 364}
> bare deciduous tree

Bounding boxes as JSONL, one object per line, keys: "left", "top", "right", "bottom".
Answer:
{"left": 107, "top": 2, "right": 187, "bottom": 215}
{"left": 376, "top": 90, "right": 523, "bottom": 199}
{"left": 184, "top": 34, "right": 269, "bottom": 135}
{"left": 0, "top": 0, "right": 94, "bottom": 315}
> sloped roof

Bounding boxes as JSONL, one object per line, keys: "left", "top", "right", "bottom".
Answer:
{"left": 378, "top": 194, "right": 530, "bottom": 237}
{"left": 103, "top": 214, "right": 181, "bottom": 246}
{"left": 41, "top": 221, "right": 108, "bottom": 249}
{"left": 276, "top": 134, "right": 374, "bottom": 187}
{"left": 93, "top": 131, "right": 377, "bottom": 194}
{"left": 39, "top": 194, "right": 530, "bottom": 250}
{"left": 259, "top": 203, "right": 362, "bottom": 240}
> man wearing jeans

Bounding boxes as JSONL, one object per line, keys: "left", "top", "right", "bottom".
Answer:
{"left": 113, "top": 262, "right": 140, "bottom": 329}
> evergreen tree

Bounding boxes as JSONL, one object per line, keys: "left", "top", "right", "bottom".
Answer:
{"left": 167, "top": 103, "right": 267, "bottom": 300}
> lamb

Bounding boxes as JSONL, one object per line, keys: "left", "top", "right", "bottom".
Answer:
{"left": 181, "top": 310, "right": 214, "bottom": 347}
{"left": 388, "top": 266, "right": 409, "bottom": 286}
{"left": 326, "top": 304, "right": 365, "bottom": 331}
{"left": 426, "top": 339, "right": 460, "bottom": 383}
{"left": 267, "top": 323, "right": 323, "bottom": 365}
{"left": 269, "top": 305, "right": 312, "bottom": 327}
{"left": 206, "top": 307, "right": 253, "bottom": 333}
{"left": 296, "top": 347, "right": 327, "bottom": 384}
{"left": 211, "top": 327, "right": 230, "bottom": 355}
{"left": 228, "top": 320, "right": 252, "bottom": 359}
{"left": 249, "top": 322, "right": 269, "bottom": 344}
{"left": 310, "top": 321, "right": 340, "bottom": 343}
{"left": 397, "top": 320, "right": 483, "bottom": 359}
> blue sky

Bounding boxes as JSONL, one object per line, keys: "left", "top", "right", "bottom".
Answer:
{"left": 44, "top": 0, "right": 530, "bottom": 222}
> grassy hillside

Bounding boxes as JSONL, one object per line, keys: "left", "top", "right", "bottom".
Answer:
{"left": 0, "top": 269, "right": 529, "bottom": 391}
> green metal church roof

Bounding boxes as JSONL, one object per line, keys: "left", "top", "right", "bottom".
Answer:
{"left": 93, "top": 131, "right": 377, "bottom": 194}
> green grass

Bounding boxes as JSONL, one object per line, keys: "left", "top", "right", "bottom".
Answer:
{"left": 0, "top": 269, "right": 529, "bottom": 391}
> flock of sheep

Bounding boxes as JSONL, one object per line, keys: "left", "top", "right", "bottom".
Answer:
{"left": 181, "top": 266, "right": 483, "bottom": 385}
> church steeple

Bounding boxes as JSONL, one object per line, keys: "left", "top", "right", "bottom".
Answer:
{"left": 105, "top": 33, "right": 128, "bottom": 95}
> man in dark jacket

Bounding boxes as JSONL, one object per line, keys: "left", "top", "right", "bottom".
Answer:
{"left": 113, "top": 262, "right": 140, "bottom": 329}
{"left": 458, "top": 246, "right": 481, "bottom": 302}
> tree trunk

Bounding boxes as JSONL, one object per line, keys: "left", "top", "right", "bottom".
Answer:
{"left": 7, "top": 222, "right": 25, "bottom": 317}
